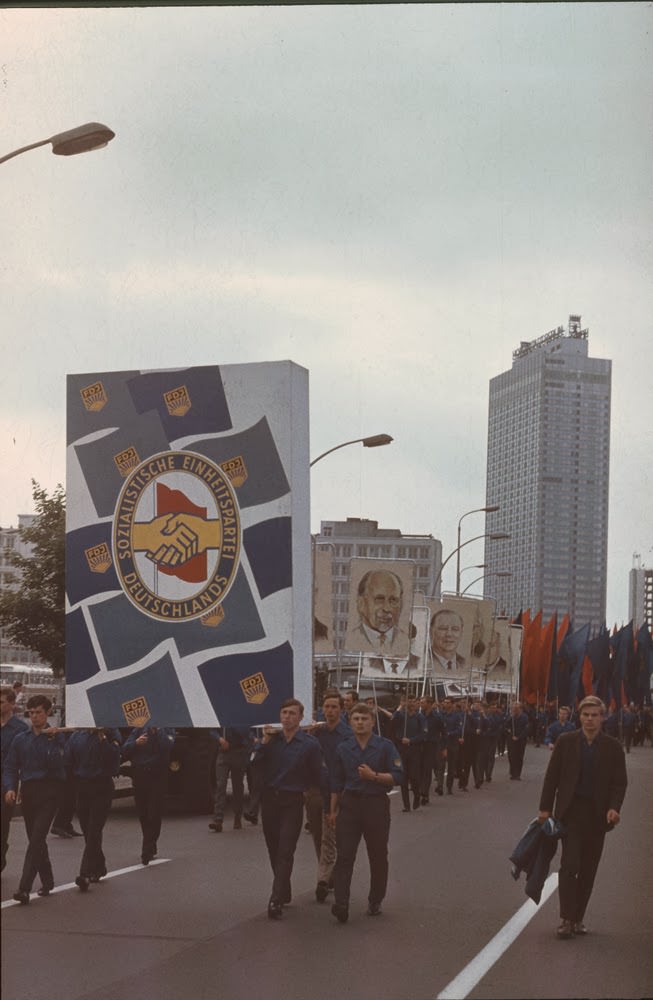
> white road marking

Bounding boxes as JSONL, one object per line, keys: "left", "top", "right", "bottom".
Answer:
{"left": 1, "top": 858, "right": 171, "bottom": 908}
{"left": 436, "top": 873, "right": 558, "bottom": 1000}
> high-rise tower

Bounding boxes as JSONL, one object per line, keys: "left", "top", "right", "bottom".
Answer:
{"left": 484, "top": 316, "right": 611, "bottom": 626}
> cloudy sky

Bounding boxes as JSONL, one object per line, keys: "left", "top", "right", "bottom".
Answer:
{"left": 2, "top": 3, "right": 651, "bottom": 625}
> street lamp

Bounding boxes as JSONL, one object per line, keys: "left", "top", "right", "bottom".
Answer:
{"left": 460, "top": 570, "right": 512, "bottom": 597}
{"left": 1, "top": 122, "right": 116, "bottom": 165}
{"left": 430, "top": 532, "right": 510, "bottom": 598}
{"left": 310, "top": 433, "right": 393, "bottom": 467}
{"left": 455, "top": 505, "right": 500, "bottom": 597}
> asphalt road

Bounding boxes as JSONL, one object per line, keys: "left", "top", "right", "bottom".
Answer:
{"left": 2, "top": 745, "right": 651, "bottom": 1000}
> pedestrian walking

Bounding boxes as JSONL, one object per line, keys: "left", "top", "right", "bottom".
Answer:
{"left": 66, "top": 728, "right": 122, "bottom": 890}
{"left": 252, "top": 698, "right": 323, "bottom": 919}
{"left": 328, "top": 701, "right": 403, "bottom": 922}
{"left": 208, "top": 726, "right": 253, "bottom": 832}
{"left": 1, "top": 686, "right": 29, "bottom": 872}
{"left": 121, "top": 724, "right": 175, "bottom": 865}
{"left": 538, "top": 695, "right": 627, "bottom": 939}
{"left": 2, "top": 695, "right": 66, "bottom": 903}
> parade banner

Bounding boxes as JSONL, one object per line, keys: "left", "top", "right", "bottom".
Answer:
{"left": 484, "top": 617, "right": 520, "bottom": 687}
{"left": 344, "top": 558, "right": 415, "bottom": 659}
{"left": 65, "top": 362, "right": 310, "bottom": 728}
{"left": 313, "top": 545, "right": 335, "bottom": 655}
{"left": 360, "top": 604, "right": 428, "bottom": 681}
{"left": 427, "top": 595, "right": 495, "bottom": 681}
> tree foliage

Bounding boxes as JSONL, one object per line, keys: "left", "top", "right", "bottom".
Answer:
{"left": 0, "top": 482, "right": 66, "bottom": 677}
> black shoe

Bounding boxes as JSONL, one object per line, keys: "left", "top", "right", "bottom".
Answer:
{"left": 37, "top": 886, "right": 53, "bottom": 897}
{"left": 208, "top": 820, "right": 223, "bottom": 832}
{"left": 413, "top": 796, "right": 420, "bottom": 810}
{"left": 331, "top": 902, "right": 349, "bottom": 924}
{"left": 315, "top": 881, "right": 329, "bottom": 902}
{"left": 556, "top": 919, "right": 575, "bottom": 940}
{"left": 267, "top": 899, "right": 283, "bottom": 920}
{"left": 233, "top": 816, "right": 242, "bottom": 830}
{"left": 51, "top": 826, "right": 73, "bottom": 839}
{"left": 243, "top": 812, "right": 258, "bottom": 825}
{"left": 75, "top": 876, "right": 90, "bottom": 893}
{"left": 367, "top": 902, "right": 382, "bottom": 916}
{"left": 282, "top": 890, "right": 291, "bottom": 905}
{"left": 436, "top": 786, "right": 443, "bottom": 796}
{"left": 486, "top": 777, "right": 492, "bottom": 783}
{"left": 141, "top": 854, "right": 151, "bottom": 866}
{"left": 88, "top": 875, "right": 101, "bottom": 883}
{"left": 13, "top": 891, "right": 30, "bottom": 905}
{"left": 402, "top": 806, "right": 410, "bottom": 812}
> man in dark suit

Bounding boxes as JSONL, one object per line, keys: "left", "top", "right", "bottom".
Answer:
{"left": 538, "top": 695, "right": 627, "bottom": 940}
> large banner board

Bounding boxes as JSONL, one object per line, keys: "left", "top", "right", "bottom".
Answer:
{"left": 344, "top": 559, "right": 415, "bottom": 658}
{"left": 313, "top": 545, "right": 335, "bottom": 655}
{"left": 65, "top": 361, "right": 310, "bottom": 728}
{"left": 427, "top": 595, "right": 496, "bottom": 681}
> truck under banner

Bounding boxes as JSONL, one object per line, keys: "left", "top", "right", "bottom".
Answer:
{"left": 65, "top": 361, "right": 311, "bottom": 729}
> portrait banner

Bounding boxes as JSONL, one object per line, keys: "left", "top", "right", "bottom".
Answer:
{"left": 344, "top": 559, "right": 415, "bottom": 659}
{"left": 66, "top": 361, "right": 310, "bottom": 728}
{"left": 313, "top": 545, "right": 334, "bottom": 655}
{"left": 483, "top": 617, "right": 517, "bottom": 686}
{"left": 361, "top": 604, "right": 431, "bottom": 681}
{"left": 427, "top": 595, "right": 495, "bottom": 681}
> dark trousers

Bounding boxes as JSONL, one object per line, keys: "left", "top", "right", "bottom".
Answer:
{"left": 1, "top": 797, "right": 15, "bottom": 871}
{"left": 246, "top": 762, "right": 263, "bottom": 818}
{"left": 51, "top": 773, "right": 77, "bottom": 831}
{"left": 333, "top": 792, "right": 390, "bottom": 907}
{"left": 458, "top": 736, "right": 476, "bottom": 789}
{"left": 445, "top": 739, "right": 460, "bottom": 791}
{"left": 473, "top": 736, "right": 491, "bottom": 787}
{"left": 213, "top": 748, "right": 248, "bottom": 821}
{"left": 558, "top": 797, "right": 607, "bottom": 922}
{"left": 132, "top": 768, "right": 167, "bottom": 859}
{"left": 484, "top": 734, "right": 499, "bottom": 781}
{"left": 420, "top": 743, "right": 437, "bottom": 798}
{"left": 398, "top": 744, "right": 422, "bottom": 808}
{"left": 76, "top": 776, "right": 113, "bottom": 878}
{"left": 261, "top": 788, "right": 304, "bottom": 904}
{"left": 507, "top": 737, "right": 526, "bottom": 778}
{"left": 304, "top": 785, "right": 324, "bottom": 860}
{"left": 18, "top": 779, "right": 62, "bottom": 893}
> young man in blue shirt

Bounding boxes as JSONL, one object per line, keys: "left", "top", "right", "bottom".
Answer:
{"left": 328, "top": 701, "right": 403, "bottom": 923}
{"left": 1, "top": 686, "right": 29, "bottom": 873}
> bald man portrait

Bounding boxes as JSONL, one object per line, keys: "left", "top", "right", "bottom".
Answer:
{"left": 344, "top": 569, "right": 410, "bottom": 656}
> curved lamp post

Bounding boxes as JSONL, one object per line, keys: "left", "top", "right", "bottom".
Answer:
{"left": 461, "top": 570, "right": 512, "bottom": 597}
{"left": 310, "top": 433, "right": 393, "bottom": 467}
{"left": 455, "top": 505, "right": 500, "bottom": 596}
{"left": 430, "top": 531, "right": 510, "bottom": 598}
{"left": 1, "top": 122, "right": 116, "bottom": 165}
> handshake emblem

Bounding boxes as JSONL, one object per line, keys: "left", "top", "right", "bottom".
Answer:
{"left": 132, "top": 513, "right": 222, "bottom": 569}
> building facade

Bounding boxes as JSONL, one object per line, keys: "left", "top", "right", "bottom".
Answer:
{"left": 0, "top": 515, "right": 48, "bottom": 670}
{"left": 314, "top": 517, "right": 441, "bottom": 655}
{"left": 629, "top": 564, "right": 653, "bottom": 631}
{"left": 484, "top": 316, "right": 611, "bottom": 625}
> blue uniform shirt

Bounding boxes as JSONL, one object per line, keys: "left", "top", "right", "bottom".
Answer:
{"left": 66, "top": 730, "right": 122, "bottom": 779}
{"left": 544, "top": 720, "right": 575, "bottom": 746}
{"left": 313, "top": 719, "right": 352, "bottom": 809}
{"left": 254, "top": 729, "right": 323, "bottom": 792}
{"left": 442, "top": 710, "right": 463, "bottom": 740}
{"left": 391, "top": 710, "right": 426, "bottom": 745}
{"left": 2, "top": 727, "right": 66, "bottom": 792}
{"left": 121, "top": 726, "right": 175, "bottom": 771}
{"left": 1, "top": 714, "right": 29, "bottom": 767}
{"left": 332, "top": 732, "right": 404, "bottom": 797}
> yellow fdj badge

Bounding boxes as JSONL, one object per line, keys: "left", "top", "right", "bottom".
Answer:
{"left": 164, "top": 385, "right": 191, "bottom": 417}
{"left": 122, "top": 696, "right": 151, "bottom": 728}
{"left": 80, "top": 381, "right": 108, "bottom": 412}
{"left": 200, "top": 606, "right": 225, "bottom": 628}
{"left": 221, "top": 455, "right": 248, "bottom": 488}
{"left": 114, "top": 446, "right": 140, "bottom": 477}
{"left": 85, "top": 542, "right": 112, "bottom": 574}
{"left": 240, "top": 672, "right": 269, "bottom": 706}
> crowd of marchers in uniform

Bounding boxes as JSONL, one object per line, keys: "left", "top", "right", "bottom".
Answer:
{"left": 1, "top": 681, "right": 640, "bottom": 935}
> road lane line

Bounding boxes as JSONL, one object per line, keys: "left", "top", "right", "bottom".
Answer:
{"left": 436, "top": 873, "right": 558, "bottom": 1000}
{"left": 1, "top": 859, "right": 171, "bottom": 909}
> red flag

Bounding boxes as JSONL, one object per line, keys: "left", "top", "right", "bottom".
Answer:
{"left": 520, "top": 611, "right": 542, "bottom": 704}
{"left": 581, "top": 654, "right": 593, "bottom": 696}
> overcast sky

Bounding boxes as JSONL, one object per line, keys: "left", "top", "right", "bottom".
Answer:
{"left": 2, "top": 3, "right": 651, "bottom": 626}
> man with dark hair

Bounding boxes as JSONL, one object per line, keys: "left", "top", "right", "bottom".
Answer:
{"left": 253, "top": 698, "right": 323, "bottom": 919}
{"left": 392, "top": 694, "right": 426, "bottom": 811}
{"left": 1, "top": 686, "right": 29, "bottom": 872}
{"left": 328, "top": 702, "right": 403, "bottom": 922}
{"left": 2, "top": 695, "right": 66, "bottom": 903}
{"left": 538, "top": 695, "right": 627, "bottom": 939}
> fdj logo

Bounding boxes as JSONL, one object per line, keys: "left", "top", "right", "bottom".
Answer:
{"left": 112, "top": 451, "right": 241, "bottom": 622}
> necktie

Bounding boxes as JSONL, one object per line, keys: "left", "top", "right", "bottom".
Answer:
{"left": 447, "top": 661, "right": 453, "bottom": 671}
{"left": 379, "top": 633, "right": 386, "bottom": 647}
{"left": 391, "top": 662, "right": 398, "bottom": 674}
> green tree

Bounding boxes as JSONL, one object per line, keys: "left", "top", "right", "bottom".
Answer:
{"left": 0, "top": 482, "right": 65, "bottom": 677}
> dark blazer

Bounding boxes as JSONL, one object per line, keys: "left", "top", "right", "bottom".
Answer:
{"left": 539, "top": 729, "right": 627, "bottom": 829}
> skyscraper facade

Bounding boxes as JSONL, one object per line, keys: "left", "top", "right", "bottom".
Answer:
{"left": 484, "top": 316, "right": 611, "bottom": 626}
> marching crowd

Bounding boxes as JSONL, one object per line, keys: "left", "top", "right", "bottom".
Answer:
{"left": 1, "top": 682, "right": 640, "bottom": 934}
